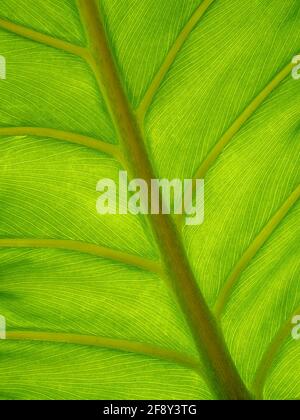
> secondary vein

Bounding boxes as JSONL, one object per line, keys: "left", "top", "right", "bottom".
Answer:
{"left": 0, "top": 239, "right": 162, "bottom": 275}
{"left": 214, "top": 185, "right": 300, "bottom": 318}
{"left": 252, "top": 305, "right": 300, "bottom": 400}
{"left": 193, "top": 59, "right": 296, "bottom": 181}
{"left": 136, "top": 0, "right": 216, "bottom": 122}
{"left": 0, "top": 18, "right": 89, "bottom": 60}
{"left": 0, "top": 127, "right": 123, "bottom": 163}
{"left": 5, "top": 330, "right": 201, "bottom": 375}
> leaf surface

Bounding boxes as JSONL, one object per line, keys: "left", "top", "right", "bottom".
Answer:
{"left": 0, "top": 0, "right": 299, "bottom": 400}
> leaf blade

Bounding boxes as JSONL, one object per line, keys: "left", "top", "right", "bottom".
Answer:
{"left": 0, "top": 0, "right": 299, "bottom": 400}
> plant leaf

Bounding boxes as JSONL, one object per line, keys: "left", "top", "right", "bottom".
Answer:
{"left": 0, "top": 0, "right": 299, "bottom": 400}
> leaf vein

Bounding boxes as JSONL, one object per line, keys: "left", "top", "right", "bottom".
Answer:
{"left": 76, "top": 0, "right": 252, "bottom": 401}
{"left": 0, "top": 18, "right": 89, "bottom": 60}
{"left": 214, "top": 185, "right": 300, "bottom": 317}
{"left": 136, "top": 0, "right": 216, "bottom": 122}
{"left": 252, "top": 304, "right": 300, "bottom": 399}
{"left": 0, "top": 239, "right": 162, "bottom": 274}
{"left": 193, "top": 59, "right": 297, "bottom": 181}
{"left": 5, "top": 330, "right": 201, "bottom": 375}
{"left": 0, "top": 127, "right": 124, "bottom": 164}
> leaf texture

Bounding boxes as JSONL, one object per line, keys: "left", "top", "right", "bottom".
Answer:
{"left": 0, "top": 0, "right": 299, "bottom": 400}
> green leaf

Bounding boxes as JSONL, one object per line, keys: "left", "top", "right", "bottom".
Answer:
{"left": 0, "top": 0, "right": 299, "bottom": 400}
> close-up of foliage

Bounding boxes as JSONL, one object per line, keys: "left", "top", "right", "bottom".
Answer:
{"left": 0, "top": 0, "right": 299, "bottom": 401}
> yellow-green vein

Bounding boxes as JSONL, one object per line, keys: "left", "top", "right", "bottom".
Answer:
{"left": 0, "top": 239, "right": 162, "bottom": 275}
{"left": 0, "top": 17, "right": 89, "bottom": 60}
{"left": 193, "top": 59, "right": 297, "bottom": 181}
{"left": 214, "top": 185, "right": 300, "bottom": 318}
{"left": 176, "top": 59, "right": 297, "bottom": 230}
{"left": 6, "top": 330, "right": 201, "bottom": 375}
{"left": 136, "top": 0, "right": 216, "bottom": 123}
{"left": 0, "top": 127, "right": 124, "bottom": 164}
{"left": 252, "top": 305, "right": 300, "bottom": 400}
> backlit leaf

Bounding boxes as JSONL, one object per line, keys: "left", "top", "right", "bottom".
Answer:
{"left": 0, "top": 0, "right": 299, "bottom": 400}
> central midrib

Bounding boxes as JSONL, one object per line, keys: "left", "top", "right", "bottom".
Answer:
{"left": 76, "top": 0, "right": 252, "bottom": 401}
